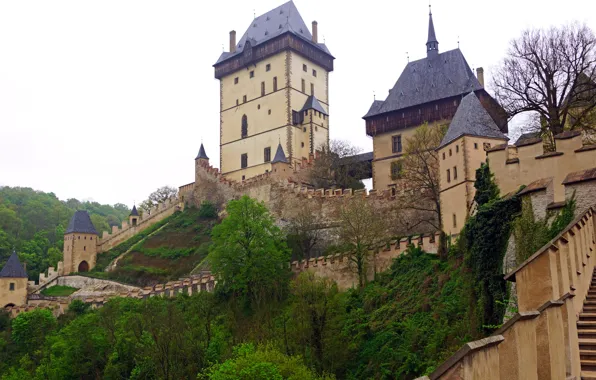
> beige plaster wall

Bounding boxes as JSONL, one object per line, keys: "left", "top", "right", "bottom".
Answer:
{"left": 0, "top": 278, "right": 28, "bottom": 307}
{"left": 63, "top": 232, "right": 98, "bottom": 275}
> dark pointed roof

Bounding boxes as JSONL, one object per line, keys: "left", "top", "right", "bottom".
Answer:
{"left": 300, "top": 95, "right": 328, "bottom": 115}
{"left": 65, "top": 210, "right": 98, "bottom": 235}
{"left": 215, "top": 1, "right": 331, "bottom": 65}
{"left": 196, "top": 143, "right": 209, "bottom": 160}
{"left": 439, "top": 92, "right": 508, "bottom": 149}
{"left": 0, "top": 251, "right": 27, "bottom": 278}
{"left": 363, "top": 49, "right": 483, "bottom": 118}
{"left": 130, "top": 205, "right": 139, "bottom": 216}
{"left": 363, "top": 100, "right": 384, "bottom": 118}
{"left": 271, "top": 143, "right": 288, "bottom": 163}
{"left": 426, "top": 8, "right": 439, "bottom": 56}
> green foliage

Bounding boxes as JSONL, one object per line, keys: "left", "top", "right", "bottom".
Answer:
{"left": 548, "top": 195, "right": 576, "bottom": 239}
{"left": 209, "top": 196, "right": 291, "bottom": 308}
{"left": 40, "top": 286, "right": 78, "bottom": 297}
{"left": 11, "top": 309, "right": 56, "bottom": 355}
{"left": 199, "top": 201, "right": 218, "bottom": 219}
{"left": 473, "top": 163, "right": 500, "bottom": 207}
{"left": 135, "top": 246, "right": 196, "bottom": 259}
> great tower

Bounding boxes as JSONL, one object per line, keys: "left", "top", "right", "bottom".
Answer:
{"left": 213, "top": 1, "right": 334, "bottom": 181}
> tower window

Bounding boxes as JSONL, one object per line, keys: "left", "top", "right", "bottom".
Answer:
{"left": 242, "top": 175, "right": 246, "bottom": 180}
{"left": 474, "top": 143, "right": 478, "bottom": 150}
{"left": 392, "top": 135, "right": 402, "bottom": 153}
{"left": 453, "top": 166, "right": 458, "bottom": 180}
{"left": 250, "top": 71, "right": 254, "bottom": 78}
{"left": 312, "top": 69, "right": 317, "bottom": 77}
{"left": 266, "top": 63, "right": 271, "bottom": 72}
{"left": 449, "top": 149, "right": 452, "bottom": 156}
{"left": 301, "top": 142, "right": 305, "bottom": 147}
{"left": 303, "top": 64, "right": 307, "bottom": 72}
{"left": 9, "top": 283, "right": 15, "bottom": 291}
{"left": 268, "top": 109, "right": 271, "bottom": 115}
{"left": 241, "top": 115, "right": 248, "bottom": 138}
{"left": 243, "top": 95, "right": 247, "bottom": 103}
{"left": 456, "top": 145, "right": 459, "bottom": 153}
{"left": 84, "top": 246, "right": 86, "bottom": 251}
{"left": 453, "top": 213, "right": 457, "bottom": 228}
{"left": 442, "top": 152, "right": 445, "bottom": 160}
{"left": 264, "top": 147, "right": 271, "bottom": 162}
{"left": 236, "top": 99, "right": 239, "bottom": 106}
{"left": 303, "top": 127, "right": 307, "bottom": 132}
{"left": 273, "top": 77, "right": 278, "bottom": 91}
{"left": 311, "top": 83, "right": 314, "bottom": 95}
{"left": 241, "top": 154, "right": 248, "bottom": 169}
{"left": 301, "top": 79, "right": 305, "bottom": 93}
{"left": 234, "top": 77, "right": 239, "bottom": 84}
{"left": 447, "top": 169, "right": 451, "bottom": 183}
{"left": 261, "top": 82, "right": 265, "bottom": 96}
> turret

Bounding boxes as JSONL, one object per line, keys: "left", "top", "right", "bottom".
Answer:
{"left": 0, "top": 251, "right": 28, "bottom": 307}
{"left": 271, "top": 143, "right": 291, "bottom": 179}
{"left": 63, "top": 210, "right": 98, "bottom": 274}
{"left": 426, "top": 6, "right": 439, "bottom": 57}
{"left": 129, "top": 205, "right": 139, "bottom": 227}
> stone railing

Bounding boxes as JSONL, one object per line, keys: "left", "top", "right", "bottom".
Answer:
{"left": 418, "top": 206, "right": 596, "bottom": 380}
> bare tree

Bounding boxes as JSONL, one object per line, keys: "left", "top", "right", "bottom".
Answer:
{"left": 397, "top": 123, "right": 447, "bottom": 257}
{"left": 338, "top": 196, "right": 389, "bottom": 288}
{"left": 309, "top": 140, "right": 368, "bottom": 190}
{"left": 493, "top": 24, "right": 596, "bottom": 136}
{"left": 138, "top": 199, "right": 154, "bottom": 215}
{"left": 285, "top": 201, "right": 323, "bottom": 260}
{"left": 148, "top": 186, "right": 178, "bottom": 205}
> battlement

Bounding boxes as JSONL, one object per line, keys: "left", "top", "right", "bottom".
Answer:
{"left": 97, "top": 197, "right": 181, "bottom": 253}
{"left": 487, "top": 131, "right": 596, "bottom": 203}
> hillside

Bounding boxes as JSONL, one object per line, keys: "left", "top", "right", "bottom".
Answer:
{"left": 88, "top": 207, "right": 215, "bottom": 286}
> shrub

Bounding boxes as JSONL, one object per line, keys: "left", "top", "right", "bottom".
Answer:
{"left": 199, "top": 201, "right": 218, "bottom": 219}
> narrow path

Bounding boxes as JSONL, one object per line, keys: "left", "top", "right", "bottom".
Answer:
{"left": 579, "top": 268, "right": 596, "bottom": 379}
{"left": 105, "top": 223, "right": 170, "bottom": 272}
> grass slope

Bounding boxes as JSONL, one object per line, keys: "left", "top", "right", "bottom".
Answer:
{"left": 88, "top": 208, "right": 215, "bottom": 287}
{"left": 40, "top": 285, "right": 78, "bottom": 297}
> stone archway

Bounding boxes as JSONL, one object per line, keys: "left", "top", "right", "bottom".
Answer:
{"left": 3, "top": 303, "right": 15, "bottom": 308}
{"left": 78, "top": 261, "right": 89, "bottom": 272}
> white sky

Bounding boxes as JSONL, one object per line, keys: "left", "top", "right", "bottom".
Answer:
{"left": 1, "top": 0, "right": 595, "bottom": 207}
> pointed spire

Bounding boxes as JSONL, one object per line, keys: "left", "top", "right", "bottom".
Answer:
{"left": 426, "top": 5, "right": 439, "bottom": 57}
{"left": 0, "top": 250, "right": 27, "bottom": 278}
{"left": 195, "top": 143, "right": 209, "bottom": 160}
{"left": 130, "top": 205, "right": 139, "bottom": 216}
{"left": 271, "top": 143, "right": 288, "bottom": 163}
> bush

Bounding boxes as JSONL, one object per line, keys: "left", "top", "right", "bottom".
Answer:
{"left": 199, "top": 201, "right": 218, "bottom": 219}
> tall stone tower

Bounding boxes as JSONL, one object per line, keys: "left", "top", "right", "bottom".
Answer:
{"left": 63, "top": 210, "right": 98, "bottom": 274}
{"left": 0, "top": 251, "right": 28, "bottom": 308}
{"left": 214, "top": 1, "right": 334, "bottom": 182}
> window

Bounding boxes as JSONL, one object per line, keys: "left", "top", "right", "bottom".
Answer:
{"left": 301, "top": 142, "right": 305, "bottom": 147}
{"left": 236, "top": 99, "right": 239, "bottom": 106}
{"left": 312, "top": 69, "right": 317, "bottom": 77}
{"left": 9, "top": 283, "right": 15, "bottom": 291}
{"left": 261, "top": 81, "right": 265, "bottom": 96}
{"left": 447, "top": 169, "right": 451, "bottom": 182}
{"left": 301, "top": 79, "right": 305, "bottom": 93}
{"left": 241, "top": 154, "right": 248, "bottom": 169}
{"left": 266, "top": 63, "right": 271, "bottom": 72}
{"left": 268, "top": 109, "right": 271, "bottom": 115}
{"left": 303, "top": 127, "right": 307, "bottom": 132}
{"left": 311, "top": 83, "right": 314, "bottom": 95}
{"left": 315, "top": 126, "right": 318, "bottom": 131}
{"left": 264, "top": 147, "right": 271, "bottom": 162}
{"left": 442, "top": 152, "right": 445, "bottom": 160}
{"left": 243, "top": 95, "right": 247, "bottom": 103}
{"left": 391, "top": 161, "right": 402, "bottom": 180}
{"left": 392, "top": 135, "right": 402, "bottom": 153}
{"left": 453, "top": 166, "right": 458, "bottom": 180}
{"left": 250, "top": 71, "right": 254, "bottom": 78}
{"left": 449, "top": 149, "right": 452, "bottom": 156}
{"left": 257, "top": 104, "right": 260, "bottom": 110}
{"left": 234, "top": 77, "right": 239, "bottom": 84}
{"left": 474, "top": 143, "right": 478, "bottom": 150}
{"left": 241, "top": 115, "right": 248, "bottom": 138}
{"left": 453, "top": 213, "right": 457, "bottom": 228}
{"left": 303, "top": 64, "right": 307, "bottom": 72}
{"left": 273, "top": 77, "right": 278, "bottom": 91}
{"left": 483, "top": 142, "right": 492, "bottom": 150}
{"left": 456, "top": 145, "right": 459, "bottom": 153}
{"left": 84, "top": 246, "right": 86, "bottom": 251}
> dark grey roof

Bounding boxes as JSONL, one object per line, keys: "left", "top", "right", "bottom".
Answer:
{"left": 426, "top": 10, "right": 439, "bottom": 55}
{"left": 0, "top": 251, "right": 27, "bottom": 278}
{"left": 130, "top": 205, "right": 139, "bottom": 216}
{"left": 439, "top": 92, "right": 508, "bottom": 149}
{"left": 363, "top": 100, "right": 384, "bottom": 118}
{"left": 196, "top": 143, "right": 209, "bottom": 160}
{"left": 515, "top": 132, "right": 541, "bottom": 146}
{"left": 272, "top": 143, "right": 288, "bottom": 163}
{"left": 364, "top": 49, "right": 483, "bottom": 118}
{"left": 340, "top": 151, "right": 373, "bottom": 164}
{"left": 300, "top": 95, "right": 328, "bottom": 115}
{"left": 65, "top": 210, "right": 98, "bottom": 235}
{"left": 215, "top": 1, "right": 331, "bottom": 65}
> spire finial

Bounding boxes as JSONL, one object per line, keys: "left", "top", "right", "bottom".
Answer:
{"left": 458, "top": 35, "right": 460, "bottom": 48}
{"left": 426, "top": 4, "right": 439, "bottom": 57}
{"left": 406, "top": 51, "right": 409, "bottom": 62}
{"left": 373, "top": 90, "right": 376, "bottom": 100}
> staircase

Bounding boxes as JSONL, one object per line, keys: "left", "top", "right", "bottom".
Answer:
{"left": 579, "top": 270, "right": 596, "bottom": 379}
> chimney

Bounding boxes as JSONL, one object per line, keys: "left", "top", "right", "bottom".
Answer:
{"left": 476, "top": 67, "right": 485, "bottom": 87}
{"left": 312, "top": 21, "right": 318, "bottom": 43}
{"left": 229, "top": 30, "right": 236, "bottom": 53}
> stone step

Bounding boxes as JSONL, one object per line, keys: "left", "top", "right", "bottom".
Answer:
{"left": 579, "top": 330, "right": 596, "bottom": 337}
{"left": 580, "top": 339, "right": 596, "bottom": 349}
{"left": 581, "top": 350, "right": 596, "bottom": 359}
{"left": 581, "top": 315, "right": 596, "bottom": 322}
{"left": 582, "top": 370, "right": 596, "bottom": 380}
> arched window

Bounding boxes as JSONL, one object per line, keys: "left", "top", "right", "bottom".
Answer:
{"left": 241, "top": 115, "right": 248, "bottom": 138}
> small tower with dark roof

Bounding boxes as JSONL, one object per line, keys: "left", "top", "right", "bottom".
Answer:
{"left": 195, "top": 142, "right": 210, "bottom": 185}
{"left": 426, "top": 6, "right": 439, "bottom": 57}
{"left": 0, "top": 251, "right": 28, "bottom": 307}
{"left": 129, "top": 205, "right": 140, "bottom": 227}
{"left": 63, "top": 210, "right": 99, "bottom": 275}
{"left": 271, "top": 143, "right": 291, "bottom": 179}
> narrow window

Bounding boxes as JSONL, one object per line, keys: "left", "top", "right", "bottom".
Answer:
{"left": 301, "top": 142, "right": 305, "bottom": 147}
{"left": 311, "top": 83, "right": 314, "bottom": 95}
{"left": 312, "top": 69, "right": 317, "bottom": 77}
{"left": 268, "top": 109, "right": 271, "bottom": 115}
{"left": 301, "top": 79, "right": 305, "bottom": 93}
{"left": 453, "top": 166, "right": 458, "bottom": 180}
{"left": 303, "top": 64, "right": 307, "bottom": 72}
{"left": 264, "top": 147, "right": 271, "bottom": 162}
{"left": 243, "top": 95, "right": 247, "bottom": 103}
{"left": 236, "top": 99, "right": 239, "bottom": 106}
{"left": 9, "top": 283, "right": 15, "bottom": 291}
{"left": 442, "top": 152, "right": 445, "bottom": 160}
{"left": 474, "top": 143, "right": 478, "bottom": 150}
{"left": 250, "top": 71, "right": 254, "bottom": 78}
{"left": 261, "top": 81, "right": 265, "bottom": 96}
{"left": 234, "top": 77, "right": 239, "bottom": 84}
{"left": 453, "top": 213, "right": 457, "bottom": 228}
{"left": 449, "top": 149, "right": 452, "bottom": 156}
{"left": 241, "top": 154, "right": 248, "bottom": 169}
{"left": 391, "top": 161, "right": 402, "bottom": 180}
{"left": 303, "top": 127, "right": 307, "bottom": 132}
{"left": 447, "top": 169, "right": 451, "bottom": 182}
{"left": 242, "top": 175, "right": 246, "bottom": 180}
{"left": 273, "top": 77, "right": 278, "bottom": 91}
{"left": 241, "top": 115, "right": 248, "bottom": 138}
{"left": 456, "top": 145, "right": 459, "bottom": 153}
{"left": 84, "top": 246, "right": 86, "bottom": 251}
{"left": 266, "top": 63, "right": 271, "bottom": 72}
{"left": 392, "top": 135, "right": 402, "bottom": 153}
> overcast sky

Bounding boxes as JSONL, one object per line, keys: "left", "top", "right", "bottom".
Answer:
{"left": 1, "top": 0, "right": 594, "bottom": 207}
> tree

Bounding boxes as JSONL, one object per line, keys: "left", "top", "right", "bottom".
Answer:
{"left": 148, "top": 186, "right": 178, "bottom": 205}
{"left": 209, "top": 196, "right": 291, "bottom": 308}
{"left": 494, "top": 24, "right": 596, "bottom": 136}
{"left": 285, "top": 201, "right": 323, "bottom": 260}
{"left": 474, "top": 163, "right": 500, "bottom": 207}
{"left": 398, "top": 123, "right": 447, "bottom": 257}
{"left": 338, "top": 197, "right": 389, "bottom": 288}
{"left": 138, "top": 199, "right": 155, "bottom": 215}
{"left": 309, "top": 140, "right": 367, "bottom": 190}
{"left": 11, "top": 309, "right": 57, "bottom": 355}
